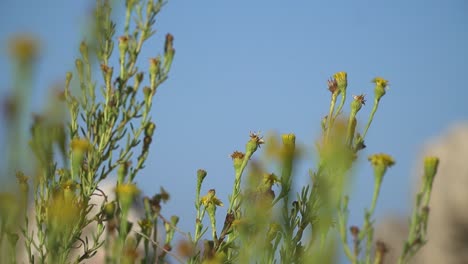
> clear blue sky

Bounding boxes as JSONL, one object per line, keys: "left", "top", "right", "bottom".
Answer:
{"left": 1, "top": 0, "right": 467, "bottom": 259}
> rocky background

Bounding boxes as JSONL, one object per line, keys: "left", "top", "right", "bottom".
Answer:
{"left": 376, "top": 123, "right": 468, "bottom": 264}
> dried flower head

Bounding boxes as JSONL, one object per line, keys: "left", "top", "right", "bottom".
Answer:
{"left": 249, "top": 131, "right": 265, "bottom": 146}
{"left": 327, "top": 78, "right": 338, "bottom": 94}
{"left": 350, "top": 226, "right": 360, "bottom": 238}
{"left": 230, "top": 151, "right": 245, "bottom": 160}
{"left": 353, "top": 94, "right": 366, "bottom": 105}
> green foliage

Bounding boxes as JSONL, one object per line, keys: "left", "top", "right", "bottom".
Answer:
{"left": 0, "top": 1, "right": 439, "bottom": 263}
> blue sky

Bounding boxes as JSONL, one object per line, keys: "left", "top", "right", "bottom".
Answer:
{"left": 1, "top": 0, "right": 467, "bottom": 259}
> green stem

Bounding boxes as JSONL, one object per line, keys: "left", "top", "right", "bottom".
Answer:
{"left": 333, "top": 90, "right": 347, "bottom": 121}
{"left": 369, "top": 178, "right": 382, "bottom": 216}
{"left": 325, "top": 93, "right": 339, "bottom": 141}
{"left": 363, "top": 99, "right": 380, "bottom": 139}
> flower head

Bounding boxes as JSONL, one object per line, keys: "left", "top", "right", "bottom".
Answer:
{"left": 249, "top": 131, "right": 265, "bottom": 146}
{"left": 372, "top": 77, "right": 389, "bottom": 89}
{"left": 368, "top": 153, "right": 395, "bottom": 186}
{"left": 245, "top": 131, "right": 264, "bottom": 155}
{"left": 372, "top": 77, "right": 389, "bottom": 101}
{"left": 71, "top": 138, "right": 92, "bottom": 152}
{"left": 9, "top": 34, "right": 39, "bottom": 63}
{"left": 263, "top": 173, "right": 279, "bottom": 188}
{"left": 115, "top": 183, "right": 140, "bottom": 209}
{"left": 353, "top": 94, "right": 366, "bottom": 105}
{"left": 201, "top": 189, "right": 223, "bottom": 207}
{"left": 333, "top": 71, "right": 348, "bottom": 91}
{"left": 368, "top": 153, "right": 395, "bottom": 168}
{"left": 350, "top": 94, "right": 366, "bottom": 115}
{"left": 327, "top": 78, "right": 339, "bottom": 94}
{"left": 230, "top": 151, "right": 245, "bottom": 171}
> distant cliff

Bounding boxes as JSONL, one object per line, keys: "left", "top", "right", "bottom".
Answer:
{"left": 376, "top": 123, "right": 468, "bottom": 264}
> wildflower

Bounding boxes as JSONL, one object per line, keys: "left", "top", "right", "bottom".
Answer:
{"left": 115, "top": 183, "right": 140, "bottom": 197}
{"left": 368, "top": 153, "right": 395, "bottom": 213}
{"left": 246, "top": 131, "right": 264, "bottom": 155}
{"left": 9, "top": 34, "right": 39, "bottom": 63}
{"left": 71, "top": 138, "right": 92, "bottom": 152}
{"left": 333, "top": 71, "right": 348, "bottom": 92}
{"left": 368, "top": 153, "right": 395, "bottom": 169}
{"left": 372, "top": 77, "right": 389, "bottom": 89}
{"left": 362, "top": 77, "right": 389, "bottom": 139}
{"left": 115, "top": 183, "right": 140, "bottom": 212}
{"left": 327, "top": 78, "right": 339, "bottom": 94}
{"left": 263, "top": 173, "right": 279, "bottom": 188}
{"left": 201, "top": 189, "right": 223, "bottom": 207}
{"left": 281, "top": 133, "right": 296, "bottom": 152}
{"left": 202, "top": 189, "right": 222, "bottom": 241}
{"left": 230, "top": 151, "right": 245, "bottom": 171}
{"left": 61, "top": 180, "right": 78, "bottom": 202}
{"left": 372, "top": 77, "right": 389, "bottom": 101}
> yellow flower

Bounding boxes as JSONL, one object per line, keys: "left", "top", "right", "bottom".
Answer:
{"left": 9, "top": 34, "right": 39, "bottom": 63}
{"left": 201, "top": 189, "right": 223, "bottom": 207}
{"left": 368, "top": 153, "right": 395, "bottom": 168}
{"left": 71, "top": 138, "right": 92, "bottom": 152}
{"left": 372, "top": 77, "right": 389, "bottom": 89}
{"left": 263, "top": 173, "right": 279, "bottom": 187}
{"left": 333, "top": 71, "right": 347, "bottom": 86}
{"left": 115, "top": 183, "right": 140, "bottom": 197}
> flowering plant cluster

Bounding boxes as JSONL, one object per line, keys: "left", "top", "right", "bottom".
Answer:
{"left": 0, "top": 1, "right": 438, "bottom": 263}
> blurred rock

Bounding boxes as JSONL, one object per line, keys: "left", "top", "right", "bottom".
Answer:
{"left": 18, "top": 179, "right": 146, "bottom": 263}
{"left": 376, "top": 123, "right": 468, "bottom": 264}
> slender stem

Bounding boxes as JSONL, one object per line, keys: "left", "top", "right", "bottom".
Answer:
{"left": 325, "top": 93, "right": 339, "bottom": 141}
{"left": 369, "top": 179, "right": 382, "bottom": 216}
{"left": 333, "top": 90, "right": 347, "bottom": 121}
{"left": 363, "top": 99, "right": 380, "bottom": 139}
